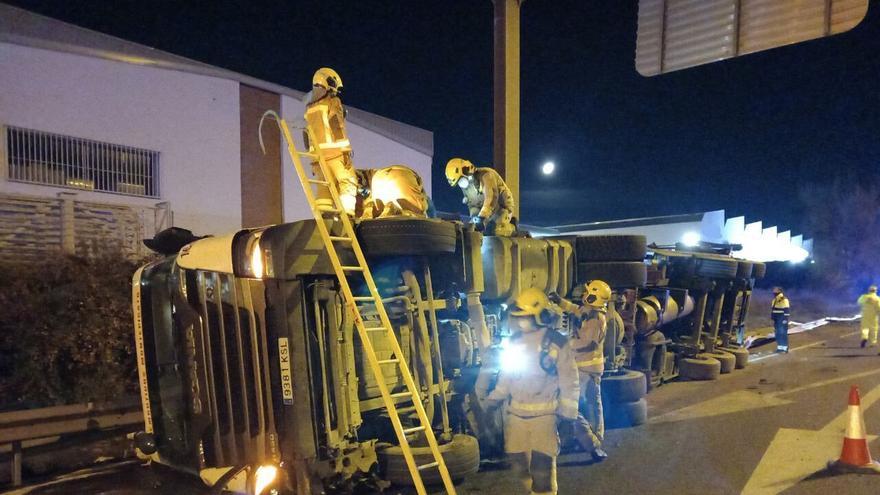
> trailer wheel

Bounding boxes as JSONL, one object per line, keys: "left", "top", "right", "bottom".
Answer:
{"left": 704, "top": 351, "right": 736, "bottom": 374}
{"left": 601, "top": 369, "right": 647, "bottom": 403}
{"left": 358, "top": 218, "right": 457, "bottom": 256}
{"left": 605, "top": 398, "right": 648, "bottom": 429}
{"left": 379, "top": 433, "right": 479, "bottom": 486}
{"left": 753, "top": 262, "right": 767, "bottom": 279}
{"left": 720, "top": 346, "right": 749, "bottom": 369}
{"left": 692, "top": 255, "right": 738, "bottom": 279}
{"left": 576, "top": 235, "right": 647, "bottom": 262}
{"left": 736, "top": 261, "right": 753, "bottom": 279}
{"left": 678, "top": 355, "right": 721, "bottom": 381}
{"left": 576, "top": 261, "right": 647, "bottom": 288}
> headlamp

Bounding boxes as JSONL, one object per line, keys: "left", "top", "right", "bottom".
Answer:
{"left": 499, "top": 337, "right": 526, "bottom": 373}
{"left": 232, "top": 230, "right": 268, "bottom": 279}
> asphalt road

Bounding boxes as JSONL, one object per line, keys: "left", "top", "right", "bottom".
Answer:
{"left": 5, "top": 321, "right": 879, "bottom": 495}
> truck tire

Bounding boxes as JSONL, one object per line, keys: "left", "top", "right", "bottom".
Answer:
{"left": 719, "top": 346, "right": 749, "bottom": 369}
{"left": 693, "top": 255, "right": 738, "bottom": 279}
{"left": 678, "top": 355, "right": 721, "bottom": 381}
{"left": 605, "top": 398, "right": 648, "bottom": 429}
{"left": 736, "top": 261, "right": 753, "bottom": 279}
{"left": 601, "top": 369, "right": 647, "bottom": 403}
{"left": 379, "top": 434, "right": 479, "bottom": 486}
{"left": 704, "top": 351, "right": 736, "bottom": 374}
{"left": 576, "top": 235, "right": 647, "bottom": 262}
{"left": 358, "top": 218, "right": 457, "bottom": 256}
{"left": 753, "top": 262, "right": 767, "bottom": 279}
{"left": 576, "top": 261, "right": 647, "bottom": 288}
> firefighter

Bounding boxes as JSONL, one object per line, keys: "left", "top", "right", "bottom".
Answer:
{"left": 445, "top": 158, "right": 515, "bottom": 236}
{"left": 487, "top": 288, "right": 579, "bottom": 495}
{"left": 770, "top": 287, "right": 791, "bottom": 353}
{"left": 550, "top": 280, "right": 612, "bottom": 461}
{"left": 303, "top": 68, "right": 359, "bottom": 215}
{"left": 857, "top": 285, "right": 880, "bottom": 348}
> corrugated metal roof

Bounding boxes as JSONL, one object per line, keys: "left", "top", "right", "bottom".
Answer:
{"left": 0, "top": 3, "right": 433, "bottom": 156}
{"left": 635, "top": 0, "right": 868, "bottom": 76}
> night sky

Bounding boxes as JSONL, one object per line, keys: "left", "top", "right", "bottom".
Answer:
{"left": 8, "top": 1, "right": 880, "bottom": 233}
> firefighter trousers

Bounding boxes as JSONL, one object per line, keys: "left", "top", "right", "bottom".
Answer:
{"left": 579, "top": 371, "right": 604, "bottom": 442}
{"left": 510, "top": 451, "right": 557, "bottom": 495}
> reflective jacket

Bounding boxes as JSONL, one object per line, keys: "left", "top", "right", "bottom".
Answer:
{"left": 487, "top": 319, "right": 580, "bottom": 420}
{"left": 857, "top": 293, "right": 880, "bottom": 328}
{"left": 303, "top": 90, "right": 351, "bottom": 161}
{"left": 558, "top": 298, "right": 607, "bottom": 373}
{"left": 463, "top": 167, "right": 515, "bottom": 220}
{"left": 770, "top": 293, "right": 790, "bottom": 322}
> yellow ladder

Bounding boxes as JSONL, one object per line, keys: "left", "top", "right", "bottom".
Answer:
{"left": 260, "top": 111, "right": 456, "bottom": 495}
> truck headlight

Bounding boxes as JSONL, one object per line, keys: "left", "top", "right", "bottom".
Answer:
{"left": 253, "top": 464, "right": 278, "bottom": 495}
{"left": 233, "top": 230, "right": 267, "bottom": 279}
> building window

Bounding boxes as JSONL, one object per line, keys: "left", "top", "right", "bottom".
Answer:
{"left": 5, "top": 126, "right": 160, "bottom": 198}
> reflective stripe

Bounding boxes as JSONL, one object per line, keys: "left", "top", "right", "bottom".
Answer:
{"left": 559, "top": 398, "right": 579, "bottom": 412}
{"left": 318, "top": 139, "right": 351, "bottom": 149}
{"left": 510, "top": 400, "right": 557, "bottom": 414}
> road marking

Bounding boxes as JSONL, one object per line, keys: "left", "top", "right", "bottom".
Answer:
{"left": 773, "top": 368, "right": 880, "bottom": 397}
{"left": 742, "top": 384, "right": 880, "bottom": 494}
{"left": 750, "top": 330, "right": 860, "bottom": 363}
{"left": 650, "top": 390, "right": 793, "bottom": 424}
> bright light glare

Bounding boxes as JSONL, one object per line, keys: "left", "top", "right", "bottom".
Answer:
{"left": 541, "top": 161, "right": 555, "bottom": 175}
{"left": 371, "top": 174, "right": 403, "bottom": 202}
{"left": 499, "top": 338, "right": 526, "bottom": 373}
{"left": 254, "top": 465, "right": 278, "bottom": 495}
{"left": 250, "top": 239, "right": 264, "bottom": 279}
{"left": 682, "top": 231, "right": 701, "bottom": 247}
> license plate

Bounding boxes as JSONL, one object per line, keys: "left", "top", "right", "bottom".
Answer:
{"left": 278, "top": 338, "right": 293, "bottom": 405}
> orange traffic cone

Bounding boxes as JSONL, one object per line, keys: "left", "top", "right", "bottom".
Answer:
{"left": 828, "top": 385, "right": 880, "bottom": 474}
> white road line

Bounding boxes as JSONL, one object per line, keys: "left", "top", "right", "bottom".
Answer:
{"left": 750, "top": 330, "right": 860, "bottom": 363}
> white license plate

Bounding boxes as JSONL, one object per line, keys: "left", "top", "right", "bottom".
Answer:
{"left": 278, "top": 338, "right": 293, "bottom": 405}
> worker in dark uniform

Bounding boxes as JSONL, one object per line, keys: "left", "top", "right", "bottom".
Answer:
{"left": 770, "top": 287, "right": 791, "bottom": 353}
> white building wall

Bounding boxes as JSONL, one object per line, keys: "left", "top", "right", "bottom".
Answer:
{"left": 0, "top": 43, "right": 242, "bottom": 235}
{"left": 561, "top": 222, "right": 703, "bottom": 246}
{"left": 280, "top": 95, "right": 433, "bottom": 221}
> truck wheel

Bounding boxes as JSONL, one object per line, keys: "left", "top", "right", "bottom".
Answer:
{"left": 576, "top": 261, "right": 647, "bottom": 288}
{"left": 692, "top": 255, "right": 738, "bottom": 279}
{"left": 753, "top": 262, "right": 767, "bottom": 279}
{"left": 358, "top": 218, "right": 457, "bottom": 256}
{"left": 678, "top": 355, "right": 721, "bottom": 381}
{"left": 704, "top": 351, "right": 736, "bottom": 374}
{"left": 379, "top": 434, "right": 479, "bottom": 486}
{"left": 576, "top": 235, "right": 647, "bottom": 262}
{"left": 601, "top": 369, "right": 647, "bottom": 403}
{"left": 605, "top": 398, "right": 648, "bottom": 429}
{"left": 736, "top": 261, "right": 753, "bottom": 279}
{"left": 720, "top": 346, "right": 750, "bottom": 369}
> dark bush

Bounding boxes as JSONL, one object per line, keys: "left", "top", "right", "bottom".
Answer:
{"left": 0, "top": 253, "right": 144, "bottom": 409}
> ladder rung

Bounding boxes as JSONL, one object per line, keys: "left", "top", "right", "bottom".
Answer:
{"left": 390, "top": 391, "right": 412, "bottom": 399}
{"left": 317, "top": 205, "right": 341, "bottom": 214}
{"left": 298, "top": 151, "right": 317, "bottom": 159}
{"left": 377, "top": 358, "right": 400, "bottom": 365}
{"left": 353, "top": 296, "right": 374, "bottom": 302}
{"left": 417, "top": 462, "right": 440, "bottom": 471}
{"left": 308, "top": 178, "right": 330, "bottom": 185}
{"left": 396, "top": 406, "right": 417, "bottom": 414}
{"left": 402, "top": 426, "right": 426, "bottom": 435}
{"left": 342, "top": 266, "right": 364, "bottom": 272}
{"left": 364, "top": 326, "right": 388, "bottom": 332}
{"left": 329, "top": 236, "right": 352, "bottom": 242}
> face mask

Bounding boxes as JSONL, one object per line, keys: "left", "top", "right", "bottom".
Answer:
{"left": 457, "top": 177, "right": 470, "bottom": 189}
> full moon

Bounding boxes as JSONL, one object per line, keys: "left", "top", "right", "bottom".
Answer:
{"left": 541, "top": 161, "right": 555, "bottom": 175}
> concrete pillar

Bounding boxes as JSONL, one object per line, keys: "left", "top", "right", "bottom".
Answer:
{"left": 58, "top": 192, "right": 77, "bottom": 254}
{"left": 493, "top": 0, "right": 522, "bottom": 220}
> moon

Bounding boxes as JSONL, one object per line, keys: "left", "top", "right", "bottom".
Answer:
{"left": 541, "top": 161, "right": 555, "bottom": 175}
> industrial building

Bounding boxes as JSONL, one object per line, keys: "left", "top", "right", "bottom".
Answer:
{"left": 0, "top": 3, "right": 432, "bottom": 260}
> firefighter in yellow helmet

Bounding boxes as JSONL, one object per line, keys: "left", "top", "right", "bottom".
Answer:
{"left": 549, "top": 280, "right": 612, "bottom": 461}
{"left": 303, "top": 68, "right": 359, "bottom": 215}
{"left": 445, "top": 158, "right": 515, "bottom": 236}
{"left": 487, "top": 288, "right": 579, "bottom": 495}
{"left": 857, "top": 285, "right": 880, "bottom": 348}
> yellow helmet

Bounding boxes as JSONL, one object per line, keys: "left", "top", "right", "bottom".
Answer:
{"left": 445, "top": 158, "right": 475, "bottom": 187}
{"left": 312, "top": 67, "right": 343, "bottom": 93}
{"left": 582, "top": 280, "right": 612, "bottom": 308}
{"left": 510, "top": 288, "right": 558, "bottom": 326}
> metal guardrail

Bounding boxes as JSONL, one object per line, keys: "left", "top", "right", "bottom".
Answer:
{"left": 0, "top": 400, "right": 143, "bottom": 487}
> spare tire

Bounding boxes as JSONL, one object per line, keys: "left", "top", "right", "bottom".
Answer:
{"left": 704, "top": 351, "right": 736, "bottom": 374}
{"left": 577, "top": 261, "right": 647, "bottom": 288}
{"left": 678, "top": 355, "right": 721, "bottom": 381}
{"left": 753, "top": 262, "right": 767, "bottom": 279}
{"left": 576, "top": 235, "right": 647, "bottom": 262}
{"left": 602, "top": 369, "right": 647, "bottom": 403}
{"left": 719, "top": 346, "right": 749, "bottom": 369}
{"left": 379, "top": 434, "right": 479, "bottom": 486}
{"left": 358, "top": 218, "right": 457, "bottom": 256}
{"left": 605, "top": 398, "right": 648, "bottom": 429}
{"left": 736, "top": 261, "right": 753, "bottom": 279}
{"left": 693, "top": 255, "right": 738, "bottom": 279}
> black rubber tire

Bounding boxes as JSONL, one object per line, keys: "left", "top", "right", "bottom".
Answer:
{"left": 719, "top": 346, "right": 749, "bottom": 369}
{"left": 576, "top": 235, "right": 647, "bottom": 262}
{"left": 678, "top": 355, "right": 721, "bottom": 381}
{"left": 601, "top": 369, "right": 647, "bottom": 403}
{"left": 379, "top": 434, "right": 479, "bottom": 486}
{"left": 704, "top": 351, "right": 736, "bottom": 374}
{"left": 753, "top": 262, "right": 767, "bottom": 279}
{"left": 605, "top": 398, "right": 648, "bottom": 429}
{"left": 736, "top": 261, "right": 753, "bottom": 279}
{"left": 358, "top": 218, "right": 457, "bottom": 256}
{"left": 693, "top": 255, "right": 738, "bottom": 279}
{"left": 576, "top": 261, "right": 647, "bottom": 288}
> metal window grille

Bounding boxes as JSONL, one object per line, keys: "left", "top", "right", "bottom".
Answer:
{"left": 5, "top": 126, "right": 160, "bottom": 198}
